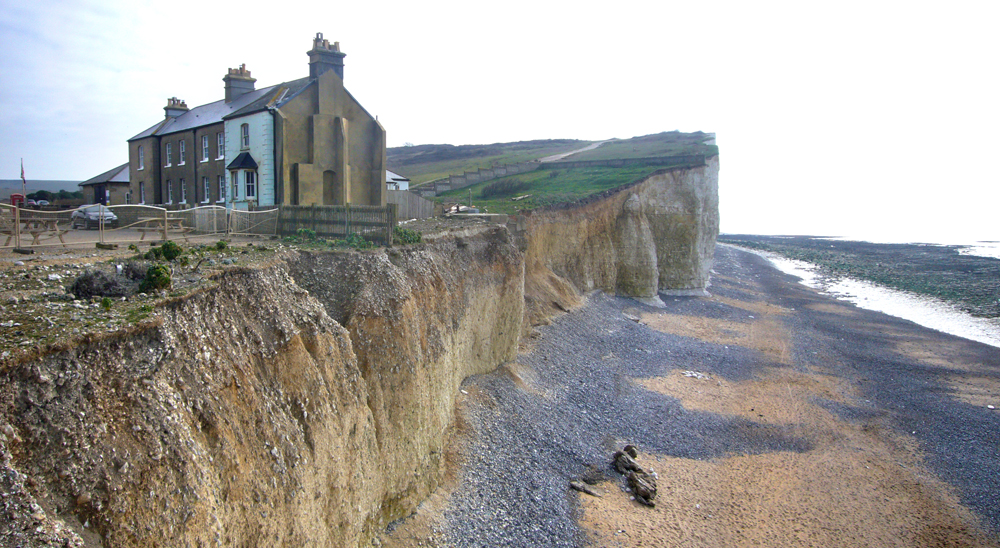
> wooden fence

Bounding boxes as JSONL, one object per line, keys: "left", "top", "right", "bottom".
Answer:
{"left": 277, "top": 204, "right": 397, "bottom": 245}
{"left": 388, "top": 190, "right": 435, "bottom": 219}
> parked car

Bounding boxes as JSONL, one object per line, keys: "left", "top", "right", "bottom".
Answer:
{"left": 26, "top": 199, "right": 36, "bottom": 206}
{"left": 71, "top": 205, "right": 119, "bottom": 229}
{"left": 36, "top": 200, "right": 49, "bottom": 206}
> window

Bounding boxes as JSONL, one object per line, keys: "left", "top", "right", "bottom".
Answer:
{"left": 180, "top": 178, "right": 187, "bottom": 203}
{"left": 218, "top": 175, "right": 226, "bottom": 202}
{"left": 179, "top": 140, "right": 186, "bottom": 165}
{"left": 165, "top": 143, "right": 172, "bottom": 166}
{"left": 217, "top": 132, "right": 225, "bottom": 159}
{"left": 138, "top": 145, "right": 144, "bottom": 170}
{"left": 202, "top": 135, "right": 209, "bottom": 162}
{"left": 139, "top": 182, "right": 145, "bottom": 204}
{"left": 245, "top": 171, "right": 256, "bottom": 198}
{"left": 126, "top": 190, "right": 132, "bottom": 205}
{"left": 203, "top": 177, "right": 210, "bottom": 203}
{"left": 167, "top": 180, "right": 173, "bottom": 203}
{"left": 241, "top": 124, "right": 250, "bottom": 149}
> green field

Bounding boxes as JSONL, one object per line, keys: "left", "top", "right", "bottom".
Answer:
{"left": 387, "top": 140, "right": 591, "bottom": 185}
{"left": 435, "top": 165, "right": 661, "bottom": 215}
{"left": 566, "top": 131, "right": 717, "bottom": 161}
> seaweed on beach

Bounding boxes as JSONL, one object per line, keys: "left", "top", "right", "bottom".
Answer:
{"left": 719, "top": 235, "right": 1000, "bottom": 318}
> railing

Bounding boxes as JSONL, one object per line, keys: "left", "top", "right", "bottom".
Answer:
{"left": 2, "top": 203, "right": 398, "bottom": 250}
{"left": 0, "top": 203, "right": 228, "bottom": 250}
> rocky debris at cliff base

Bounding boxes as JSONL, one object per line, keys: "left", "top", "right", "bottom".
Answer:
{"left": 610, "top": 445, "right": 658, "bottom": 507}
{"left": 569, "top": 481, "right": 602, "bottom": 497}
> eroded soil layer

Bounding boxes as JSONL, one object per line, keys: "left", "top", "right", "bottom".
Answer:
{"left": 384, "top": 244, "right": 1000, "bottom": 547}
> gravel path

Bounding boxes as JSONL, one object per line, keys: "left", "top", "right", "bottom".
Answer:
{"left": 385, "top": 244, "right": 1000, "bottom": 547}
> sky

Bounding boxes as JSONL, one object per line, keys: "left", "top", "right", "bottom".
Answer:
{"left": 1, "top": 0, "right": 997, "bottom": 243}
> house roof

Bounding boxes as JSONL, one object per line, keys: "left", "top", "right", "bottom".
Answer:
{"left": 224, "top": 77, "right": 312, "bottom": 120}
{"left": 129, "top": 84, "right": 282, "bottom": 141}
{"left": 79, "top": 163, "right": 129, "bottom": 187}
{"left": 386, "top": 170, "right": 410, "bottom": 183}
{"left": 226, "top": 152, "right": 259, "bottom": 170}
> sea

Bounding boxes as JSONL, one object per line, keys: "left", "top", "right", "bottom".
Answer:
{"left": 747, "top": 239, "right": 1000, "bottom": 349}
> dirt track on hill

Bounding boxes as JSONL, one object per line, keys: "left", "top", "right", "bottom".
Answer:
{"left": 383, "top": 244, "right": 1000, "bottom": 547}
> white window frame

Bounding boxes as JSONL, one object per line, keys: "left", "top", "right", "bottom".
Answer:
{"left": 245, "top": 171, "right": 256, "bottom": 198}
{"left": 180, "top": 178, "right": 187, "bottom": 204}
{"left": 217, "top": 132, "right": 225, "bottom": 159}
{"left": 179, "top": 140, "right": 186, "bottom": 165}
{"left": 218, "top": 175, "right": 226, "bottom": 202}
{"left": 138, "top": 145, "right": 144, "bottom": 170}
{"left": 202, "top": 177, "right": 211, "bottom": 203}
{"left": 125, "top": 190, "right": 131, "bottom": 205}
{"left": 202, "top": 135, "right": 209, "bottom": 162}
{"left": 165, "top": 143, "right": 172, "bottom": 167}
{"left": 241, "top": 124, "right": 250, "bottom": 149}
{"left": 167, "top": 180, "right": 173, "bottom": 204}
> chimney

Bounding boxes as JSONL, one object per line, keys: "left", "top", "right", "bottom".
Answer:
{"left": 223, "top": 64, "right": 257, "bottom": 103}
{"left": 163, "top": 97, "right": 189, "bottom": 118}
{"left": 308, "top": 32, "right": 346, "bottom": 80}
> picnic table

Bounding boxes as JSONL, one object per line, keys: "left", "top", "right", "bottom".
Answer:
{"left": 14, "top": 217, "right": 68, "bottom": 246}
{"left": 136, "top": 217, "right": 193, "bottom": 241}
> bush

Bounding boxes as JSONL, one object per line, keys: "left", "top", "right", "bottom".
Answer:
{"left": 70, "top": 270, "right": 131, "bottom": 299}
{"left": 394, "top": 225, "right": 422, "bottom": 245}
{"left": 481, "top": 178, "right": 529, "bottom": 200}
{"left": 296, "top": 228, "right": 318, "bottom": 241}
{"left": 144, "top": 241, "right": 183, "bottom": 261}
{"left": 100, "top": 297, "right": 113, "bottom": 311}
{"left": 123, "top": 260, "right": 148, "bottom": 281}
{"left": 160, "top": 241, "right": 183, "bottom": 261}
{"left": 139, "top": 264, "right": 171, "bottom": 293}
{"left": 215, "top": 240, "right": 228, "bottom": 250}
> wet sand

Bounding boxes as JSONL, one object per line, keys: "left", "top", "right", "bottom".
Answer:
{"left": 382, "top": 244, "right": 1000, "bottom": 547}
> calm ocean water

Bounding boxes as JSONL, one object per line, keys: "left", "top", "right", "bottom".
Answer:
{"left": 742, "top": 240, "right": 1000, "bottom": 349}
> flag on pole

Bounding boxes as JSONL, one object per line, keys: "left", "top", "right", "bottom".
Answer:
{"left": 20, "top": 158, "right": 25, "bottom": 184}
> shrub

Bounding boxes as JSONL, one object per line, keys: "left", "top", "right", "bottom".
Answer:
{"left": 394, "top": 225, "right": 422, "bottom": 245}
{"left": 139, "top": 264, "right": 171, "bottom": 293}
{"left": 70, "top": 270, "right": 130, "bottom": 299}
{"left": 296, "top": 228, "right": 318, "bottom": 241}
{"left": 100, "top": 297, "right": 113, "bottom": 311}
{"left": 123, "top": 260, "right": 148, "bottom": 281}
{"left": 160, "top": 241, "right": 183, "bottom": 261}
{"left": 481, "top": 178, "right": 529, "bottom": 200}
{"left": 215, "top": 240, "right": 228, "bottom": 250}
{"left": 144, "top": 241, "right": 183, "bottom": 261}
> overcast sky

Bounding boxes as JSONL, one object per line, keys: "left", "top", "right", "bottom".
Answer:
{"left": 1, "top": 0, "right": 997, "bottom": 242}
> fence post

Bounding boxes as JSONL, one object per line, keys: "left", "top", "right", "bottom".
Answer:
{"left": 14, "top": 206, "right": 21, "bottom": 249}
{"left": 345, "top": 203, "right": 351, "bottom": 238}
{"left": 388, "top": 203, "right": 397, "bottom": 246}
{"left": 162, "top": 208, "right": 168, "bottom": 242}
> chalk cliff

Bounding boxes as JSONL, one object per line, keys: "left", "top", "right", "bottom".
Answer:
{"left": 519, "top": 156, "right": 719, "bottom": 322}
{"left": 0, "top": 158, "right": 718, "bottom": 547}
{"left": 0, "top": 228, "right": 523, "bottom": 547}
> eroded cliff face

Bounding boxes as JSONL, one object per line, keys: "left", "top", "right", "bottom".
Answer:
{"left": 0, "top": 227, "right": 523, "bottom": 547}
{"left": 0, "top": 159, "right": 718, "bottom": 546}
{"left": 520, "top": 157, "right": 719, "bottom": 321}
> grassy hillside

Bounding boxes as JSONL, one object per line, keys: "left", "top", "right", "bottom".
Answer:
{"left": 565, "top": 131, "right": 717, "bottom": 161}
{"left": 404, "top": 131, "right": 716, "bottom": 215}
{"left": 387, "top": 140, "right": 590, "bottom": 185}
{"left": 436, "top": 164, "right": 662, "bottom": 215}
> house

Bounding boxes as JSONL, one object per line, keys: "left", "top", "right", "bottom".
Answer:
{"left": 127, "top": 33, "right": 386, "bottom": 210}
{"left": 79, "top": 163, "right": 130, "bottom": 205}
{"left": 386, "top": 170, "right": 410, "bottom": 191}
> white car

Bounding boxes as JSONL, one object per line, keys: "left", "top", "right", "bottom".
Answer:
{"left": 71, "top": 205, "right": 119, "bottom": 229}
